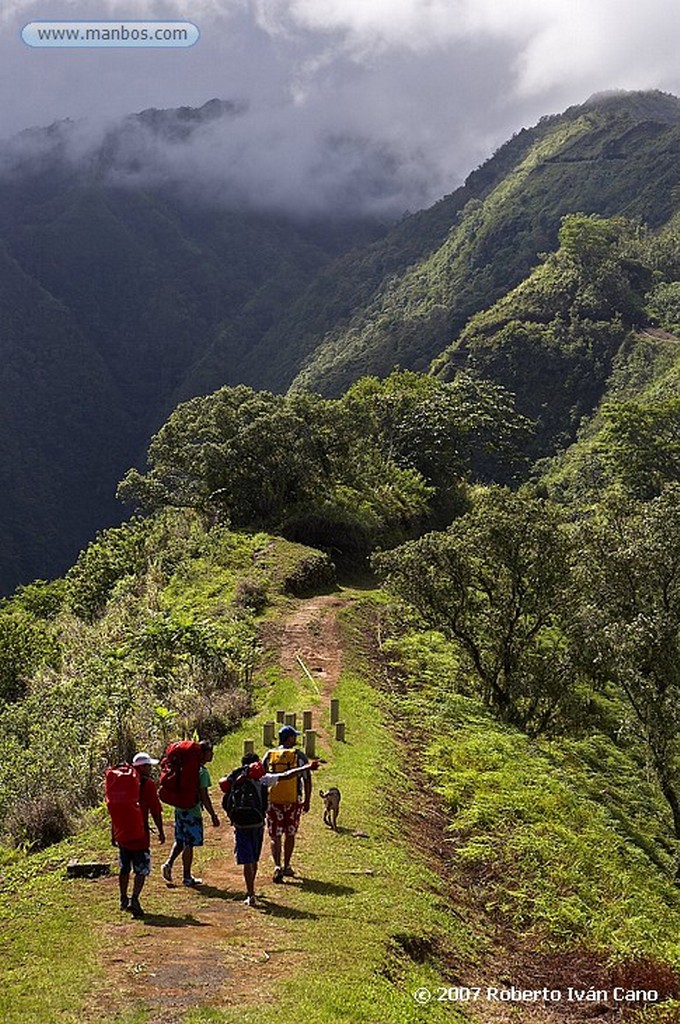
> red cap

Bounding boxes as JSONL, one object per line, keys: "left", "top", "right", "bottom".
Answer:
{"left": 248, "top": 761, "right": 266, "bottom": 780}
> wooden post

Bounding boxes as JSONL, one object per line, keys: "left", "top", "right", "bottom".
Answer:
{"left": 263, "top": 721, "right": 276, "bottom": 747}
{"left": 302, "top": 709, "right": 313, "bottom": 733}
{"left": 304, "top": 729, "right": 317, "bottom": 758}
{"left": 243, "top": 739, "right": 255, "bottom": 755}
{"left": 276, "top": 710, "right": 286, "bottom": 723}
{"left": 335, "top": 721, "right": 346, "bottom": 743}
{"left": 284, "top": 712, "right": 297, "bottom": 730}
{"left": 330, "top": 699, "right": 340, "bottom": 725}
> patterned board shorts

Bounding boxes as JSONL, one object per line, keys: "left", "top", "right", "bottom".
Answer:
{"left": 266, "top": 802, "right": 302, "bottom": 839}
{"left": 174, "top": 809, "right": 205, "bottom": 847}
{"left": 118, "top": 848, "right": 151, "bottom": 876}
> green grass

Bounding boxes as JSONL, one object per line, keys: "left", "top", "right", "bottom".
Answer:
{"left": 8, "top": 587, "right": 680, "bottom": 1023}
{"left": 0, "top": 626, "right": 473, "bottom": 1024}
{"left": 380, "top": 621, "right": 680, "bottom": 966}
{"left": 188, "top": 669, "right": 471, "bottom": 1024}
{"left": 0, "top": 815, "right": 121, "bottom": 1024}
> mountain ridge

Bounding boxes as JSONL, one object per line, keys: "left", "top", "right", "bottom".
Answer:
{"left": 1, "top": 89, "right": 679, "bottom": 592}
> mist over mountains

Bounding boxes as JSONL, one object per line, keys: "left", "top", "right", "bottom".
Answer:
{"left": 0, "top": 96, "right": 440, "bottom": 219}
{"left": 0, "top": 88, "right": 679, "bottom": 594}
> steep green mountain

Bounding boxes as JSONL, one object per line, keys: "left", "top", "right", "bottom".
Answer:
{"left": 538, "top": 329, "right": 680, "bottom": 504}
{"left": 3, "top": 90, "right": 679, "bottom": 593}
{"left": 285, "top": 91, "right": 680, "bottom": 396}
{"left": 0, "top": 102, "right": 384, "bottom": 593}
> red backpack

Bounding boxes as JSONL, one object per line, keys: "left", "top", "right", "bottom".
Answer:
{"left": 105, "top": 764, "right": 146, "bottom": 847}
{"left": 158, "top": 740, "right": 202, "bottom": 809}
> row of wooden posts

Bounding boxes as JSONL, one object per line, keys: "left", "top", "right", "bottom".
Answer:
{"left": 242, "top": 699, "right": 346, "bottom": 757}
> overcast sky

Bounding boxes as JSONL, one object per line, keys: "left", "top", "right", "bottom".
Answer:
{"left": 2, "top": 0, "right": 679, "bottom": 214}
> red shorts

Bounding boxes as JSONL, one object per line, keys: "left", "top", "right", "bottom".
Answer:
{"left": 266, "top": 802, "right": 302, "bottom": 838}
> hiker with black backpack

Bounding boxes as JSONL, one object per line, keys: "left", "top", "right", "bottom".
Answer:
{"left": 220, "top": 752, "right": 320, "bottom": 906}
{"left": 105, "top": 752, "right": 166, "bottom": 919}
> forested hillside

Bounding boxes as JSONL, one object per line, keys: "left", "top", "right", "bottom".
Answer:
{"left": 2, "top": 91, "right": 680, "bottom": 593}
{"left": 289, "top": 90, "right": 680, "bottom": 395}
{"left": 0, "top": 100, "right": 384, "bottom": 593}
{"left": 434, "top": 209, "right": 680, "bottom": 455}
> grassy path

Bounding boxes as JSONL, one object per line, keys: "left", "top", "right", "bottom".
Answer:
{"left": 0, "top": 593, "right": 463, "bottom": 1024}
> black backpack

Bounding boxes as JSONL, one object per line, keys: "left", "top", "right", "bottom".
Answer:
{"left": 223, "top": 768, "right": 267, "bottom": 829}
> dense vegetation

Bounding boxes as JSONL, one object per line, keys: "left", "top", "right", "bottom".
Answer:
{"left": 435, "top": 210, "right": 680, "bottom": 455}
{"left": 118, "top": 371, "right": 529, "bottom": 554}
{"left": 0, "top": 511, "right": 332, "bottom": 847}
{"left": 289, "top": 90, "right": 680, "bottom": 396}
{"left": 3, "top": 90, "right": 680, "bottom": 594}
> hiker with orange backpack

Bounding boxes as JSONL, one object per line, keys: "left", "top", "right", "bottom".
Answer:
{"left": 105, "top": 752, "right": 166, "bottom": 919}
{"left": 159, "top": 739, "right": 220, "bottom": 887}
{"left": 263, "top": 725, "right": 312, "bottom": 883}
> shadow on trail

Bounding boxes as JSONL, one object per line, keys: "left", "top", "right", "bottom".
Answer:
{"left": 259, "top": 900, "right": 319, "bottom": 920}
{"left": 194, "top": 884, "right": 239, "bottom": 902}
{"left": 320, "top": 825, "right": 355, "bottom": 837}
{"left": 143, "top": 913, "right": 210, "bottom": 928}
{"left": 293, "top": 877, "right": 356, "bottom": 897}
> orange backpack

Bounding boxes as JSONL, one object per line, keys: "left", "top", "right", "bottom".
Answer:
{"left": 266, "top": 747, "right": 299, "bottom": 804}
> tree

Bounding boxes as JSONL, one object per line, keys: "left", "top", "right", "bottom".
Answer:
{"left": 572, "top": 486, "right": 680, "bottom": 864}
{"left": 376, "top": 487, "right": 575, "bottom": 735}
{"left": 597, "top": 397, "right": 680, "bottom": 498}
{"left": 118, "top": 373, "right": 529, "bottom": 556}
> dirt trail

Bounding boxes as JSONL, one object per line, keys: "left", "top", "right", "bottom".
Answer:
{"left": 88, "top": 594, "right": 348, "bottom": 1024}
{"left": 85, "top": 593, "right": 631, "bottom": 1024}
{"left": 640, "top": 326, "right": 680, "bottom": 344}
{"left": 269, "top": 593, "right": 349, "bottom": 740}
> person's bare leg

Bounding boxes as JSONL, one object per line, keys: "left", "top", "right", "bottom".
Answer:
{"left": 283, "top": 834, "right": 295, "bottom": 870}
{"left": 165, "top": 839, "right": 183, "bottom": 868}
{"left": 119, "top": 870, "right": 130, "bottom": 907}
{"left": 243, "top": 863, "right": 257, "bottom": 897}
{"left": 270, "top": 836, "right": 282, "bottom": 867}
{"left": 182, "top": 845, "right": 194, "bottom": 880}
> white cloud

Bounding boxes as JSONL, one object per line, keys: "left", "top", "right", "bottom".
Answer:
{"left": 0, "top": 0, "right": 678, "bottom": 215}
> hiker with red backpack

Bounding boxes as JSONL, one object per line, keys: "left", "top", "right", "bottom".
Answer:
{"left": 220, "top": 752, "right": 320, "bottom": 906}
{"left": 159, "top": 739, "right": 220, "bottom": 887}
{"left": 104, "top": 752, "right": 166, "bottom": 919}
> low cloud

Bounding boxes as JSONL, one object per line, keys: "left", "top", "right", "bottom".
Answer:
{"left": 1, "top": 0, "right": 678, "bottom": 216}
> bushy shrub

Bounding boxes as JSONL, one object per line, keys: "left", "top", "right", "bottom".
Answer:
{"left": 5, "top": 794, "right": 73, "bottom": 849}
{"left": 282, "top": 550, "right": 336, "bottom": 595}
{"left": 233, "top": 577, "right": 269, "bottom": 614}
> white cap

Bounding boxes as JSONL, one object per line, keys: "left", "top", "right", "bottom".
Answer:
{"left": 132, "top": 751, "right": 159, "bottom": 766}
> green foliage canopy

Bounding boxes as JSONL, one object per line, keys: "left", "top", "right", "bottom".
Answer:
{"left": 571, "top": 486, "right": 680, "bottom": 848}
{"left": 119, "top": 372, "right": 528, "bottom": 556}
{"left": 376, "top": 486, "right": 576, "bottom": 734}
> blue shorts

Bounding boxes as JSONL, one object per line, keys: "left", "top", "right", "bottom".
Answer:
{"left": 234, "top": 827, "right": 265, "bottom": 866}
{"left": 119, "top": 848, "right": 151, "bottom": 876}
{"left": 174, "top": 810, "right": 204, "bottom": 847}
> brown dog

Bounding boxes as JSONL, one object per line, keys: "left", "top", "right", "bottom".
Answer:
{"left": 319, "top": 788, "right": 341, "bottom": 830}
